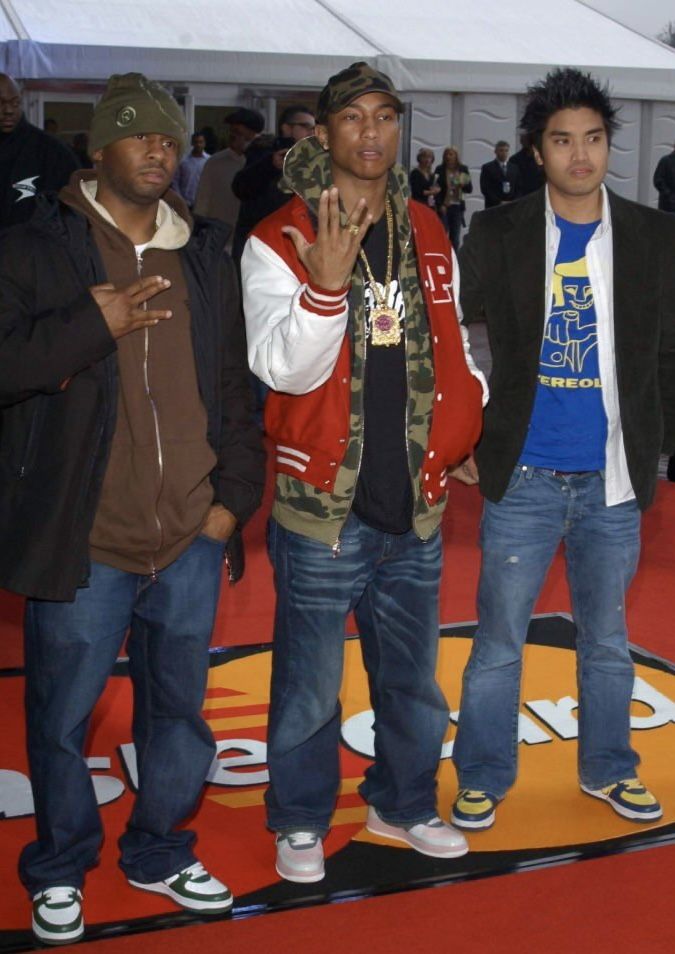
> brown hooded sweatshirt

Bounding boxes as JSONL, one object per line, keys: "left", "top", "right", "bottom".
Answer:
{"left": 60, "top": 172, "right": 216, "bottom": 575}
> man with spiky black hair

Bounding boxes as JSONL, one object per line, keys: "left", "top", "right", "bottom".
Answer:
{"left": 518, "top": 66, "right": 621, "bottom": 152}
{"left": 451, "top": 67, "right": 675, "bottom": 832}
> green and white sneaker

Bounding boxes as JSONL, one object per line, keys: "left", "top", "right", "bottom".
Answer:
{"left": 32, "top": 887, "right": 84, "bottom": 945}
{"left": 451, "top": 789, "right": 500, "bottom": 830}
{"left": 581, "top": 778, "right": 663, "bottom": 822}
{"left": 128, "top": 861, "right": 233, "bottom": 913}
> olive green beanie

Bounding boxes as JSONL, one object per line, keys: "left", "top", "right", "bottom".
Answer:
{"left": 90, "top": 73, "right": 188, "bottom": 156}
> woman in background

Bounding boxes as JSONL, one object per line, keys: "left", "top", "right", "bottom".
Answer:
{"left": 435, "top": 146, "right": 472, "bottom": 250}
{"left": 409, "top": 148, "right": 440, "bottom": 206}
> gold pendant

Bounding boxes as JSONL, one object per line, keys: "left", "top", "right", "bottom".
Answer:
{"left": 370, "top": 307, "right": 401, "bottom": 346}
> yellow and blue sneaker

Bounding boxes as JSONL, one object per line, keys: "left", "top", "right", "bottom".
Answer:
{"left": 581, "top": 778, "right": 663, "bottom": 822}
{"left": 451, "top": 789, "right": 499, "bottom": 830}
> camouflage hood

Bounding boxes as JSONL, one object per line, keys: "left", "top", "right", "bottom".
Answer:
{"left": 281, "top": 134, "right": 412, "bottom": 238}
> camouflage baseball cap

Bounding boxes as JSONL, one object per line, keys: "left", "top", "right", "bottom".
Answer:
{"left": 316, "top": 61, "right": 403, "bottom": 123}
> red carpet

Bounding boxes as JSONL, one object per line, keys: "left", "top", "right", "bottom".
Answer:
{"left": 1, "top": 472, "right": 674, "bottom": 951}
{"left": 63, "top": 845, "right": 675, "bottom": 954}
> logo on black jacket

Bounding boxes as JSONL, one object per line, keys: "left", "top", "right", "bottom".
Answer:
{"left": 12, "top": 176, "right": 39, "bottom": 203}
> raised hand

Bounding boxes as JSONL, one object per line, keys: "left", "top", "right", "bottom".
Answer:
{"left": 90, "top": 275, "right": 172, "bottom": 340}
{"left": 281, "top": 187, "right": 372, "bottom": 290}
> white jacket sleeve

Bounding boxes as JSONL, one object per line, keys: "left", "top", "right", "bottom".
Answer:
{"left": 452, "top": 247, "right": 489, "bottom": 406}
{"left": 241, "top": 234, "right": 349, "bottom": 395}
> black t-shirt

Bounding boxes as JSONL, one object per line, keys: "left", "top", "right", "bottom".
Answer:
{"left": 352, "top": 210, "right": 413, "bottom": 534}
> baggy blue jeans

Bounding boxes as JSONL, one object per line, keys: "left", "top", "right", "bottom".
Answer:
{"left": 19, "top": 535, "right": 224, "bottom": 895}
{"left": 265, "top": 513, "right": 448, "bottom": 834}
{"left": 453, "top": 466, "right": 640, "bottom": 797}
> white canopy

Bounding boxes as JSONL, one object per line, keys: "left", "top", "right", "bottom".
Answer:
{"left": 1, "top": 0, "right": 675, "bottom": 98}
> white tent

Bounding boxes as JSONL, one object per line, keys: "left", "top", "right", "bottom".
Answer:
{"left": 2, "top": 0, "right": 674, "bottom": 208}
{"left": 1, "top": 0, "right": 675, "bottom": 98}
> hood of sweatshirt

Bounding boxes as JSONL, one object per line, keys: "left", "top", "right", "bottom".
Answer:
{"left": 59, "top": 169, "right": 192, "bottom": 251}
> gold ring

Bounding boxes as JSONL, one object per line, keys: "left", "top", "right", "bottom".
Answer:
{"left": 346, "top": 223, "right": 360, "bottom": 236}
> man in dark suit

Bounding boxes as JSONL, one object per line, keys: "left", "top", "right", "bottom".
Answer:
{"left": 231, "top": 104, "right": 315, "bottom": 265}
{"left": 653, "top": 142, "right": 675, "bottom": 213}
{"left": 479, "top": 140, "right": 519, "bottom": 208}
{"left": 451, "top": 68, "right": 675, "bottom": 832}
{"left": 653, "top": 144, "right": 675, "bottom": 482}
{"left": 508, "top": 132, "right": 546, "bottom": 197}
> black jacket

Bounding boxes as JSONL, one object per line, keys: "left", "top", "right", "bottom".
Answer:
{"left": 507, "top": 148, "right": 545, "bottom": 197}
{"left": 409, "top": 167, "right": 435, "bottom": 204}
{"left": 0, "top": 193, "right": 265, "bottom": 600}
{"left": 459, "top": 187, "right": 675, "bottom": 510}
{"left": 479, "top": 158, "right": 519, "bottom": 208}
{"left": 231, "top": 139, "right": 290, "bottom": 262}
{"left": 0, "top": 117, "right": 80, "bottom": 227}
{"left": 653, "top": 152, "right": 675, "bottom": 214}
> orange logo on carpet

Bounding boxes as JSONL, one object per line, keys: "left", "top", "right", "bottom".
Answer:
{"left": 197, "top": 621, "right": 675, "bottom": 853}
{"left": 2, "top": 616, "right": 674, "bottom": 938}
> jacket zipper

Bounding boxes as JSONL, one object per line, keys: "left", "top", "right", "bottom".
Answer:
{"left": 137, "top": 250, "right": 164, "bottom": 582}
{"left": 332, "top": 324, "right": 367, "bottom": 557}
{"left": 406, "top": 222, "right": 434, "bottom": 543}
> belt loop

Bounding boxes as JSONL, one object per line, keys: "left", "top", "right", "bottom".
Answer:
{"left": 522, "top": 464, "right": 534, "bottom": 481}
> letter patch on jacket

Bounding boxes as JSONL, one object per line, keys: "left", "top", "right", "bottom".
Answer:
{"left": 423, "top": 253, "right": 453, "bottom": 304}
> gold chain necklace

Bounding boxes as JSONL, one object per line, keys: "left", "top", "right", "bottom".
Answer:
{"left": 358, "top": 197, "right": 401, "bottom": 347}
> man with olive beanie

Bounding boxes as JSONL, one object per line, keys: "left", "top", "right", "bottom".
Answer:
{"left": 0, "top": 73, "right": 264, "bottom": 943}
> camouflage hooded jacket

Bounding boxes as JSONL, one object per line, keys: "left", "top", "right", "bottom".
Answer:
{"left": 242, "top": 135, "right": 484, "bottom": 548}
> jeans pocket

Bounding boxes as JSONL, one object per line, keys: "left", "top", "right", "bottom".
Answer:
{"left": 503, "top": 465, "right": 525, "bottom": 497}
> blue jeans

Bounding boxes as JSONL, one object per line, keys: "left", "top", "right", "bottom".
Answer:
{"left": 443, "top": 204, "right": 463, "bottom": 252}
{"left": 266, "top": 514, "right": 448, "bottom": 834}
{"left": 453, "top": 466, "right": 640, "bottom": 797}
{"left": 19, "top": 535, "right": 224, "bottom": 895}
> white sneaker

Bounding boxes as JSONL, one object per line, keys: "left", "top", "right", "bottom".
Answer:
{"left": 128, "top": 861, "right": 232, "bottom": 913}
{"left": 275, "top": 831, "right": 325, "bottom": 883}
{"left": 32, "top": 887, "right": 84, "bottom": 945}
{"left": 366, "top": 806, "right": 469, "bottom": 858}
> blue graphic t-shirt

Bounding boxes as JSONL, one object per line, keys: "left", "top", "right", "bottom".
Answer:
{"left": 520, "top": 214, "right": 607, "bottom": 470}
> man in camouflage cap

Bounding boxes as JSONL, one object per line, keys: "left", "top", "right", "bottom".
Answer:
{"left": 315, "top": 61, "right": 403, "bottom": 121}
{"left": 242, "top": 61, "right": 487, "bottom": 882}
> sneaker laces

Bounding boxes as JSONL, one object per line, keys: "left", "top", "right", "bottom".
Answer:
{"left": 38, "top": 887, "right": 80, "bottom": 905}
{"left": 407, "top": 816, "right": 444, "bottom": 832}
{"left": 171, "top": 862, "right": 209, "bottom": 883}
{"left": 285, "top": 831, "right": 320, "bottom": 848}
{"left": 608, "top": 778, "right": 656, "bottom": 802}
{"left": 603, "top": 778, "right": 640, "bottom": 794}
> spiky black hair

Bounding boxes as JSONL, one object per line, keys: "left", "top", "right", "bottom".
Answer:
{"left": 520, "top": 68, "right": 620, "bottom": 150}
